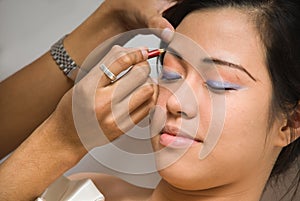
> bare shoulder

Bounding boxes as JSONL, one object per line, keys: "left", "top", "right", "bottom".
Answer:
{"left": 69, "top": 172, "right": 153, "bottom": 201}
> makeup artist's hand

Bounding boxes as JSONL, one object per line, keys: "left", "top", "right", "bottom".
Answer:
{"left": 99, "top": 0, "right": 183, "bottom": 40}
{"left": 51, "top": 45, "right": 158, "bottom": 150}
{"left": 0, "top": 46, "right": 157, "bottom": 201}
{"left": 64, "top": 0, "right": 182, "bottom": 73}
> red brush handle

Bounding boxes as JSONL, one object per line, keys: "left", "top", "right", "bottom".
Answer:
{"left": 148, "top": 49, "right": 165, "bottom": 59}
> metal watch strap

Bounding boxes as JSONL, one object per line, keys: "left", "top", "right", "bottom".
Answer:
{"left": 50, "top": 35, "right": 79, "bottom": 80}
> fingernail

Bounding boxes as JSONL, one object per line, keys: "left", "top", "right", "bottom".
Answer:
{"left": 141, "top": 49, "right": 149, "bottom": 59}
{"left": 161, "top": 28, "right": 174, "bottom": 42}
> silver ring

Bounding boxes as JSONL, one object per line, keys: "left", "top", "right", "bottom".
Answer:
{"left": 99, "top": 64, "right": 117, "bottom": 82}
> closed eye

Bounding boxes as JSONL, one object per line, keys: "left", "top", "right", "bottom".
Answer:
{"left": 205, "top": 80, "right": 242, "bottom": 92}
{"left": 158, "top": 50, "right": 183, "bottom": 82}
{"left": 160, "top": 69, "right": 182, "bottom": 82}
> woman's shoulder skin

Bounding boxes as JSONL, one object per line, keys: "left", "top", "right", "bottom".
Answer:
{"left": 69, "top": 173, "right": 153, "bottom": 201}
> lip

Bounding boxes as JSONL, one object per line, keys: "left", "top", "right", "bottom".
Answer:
{"left": 159, "top": 125, "right": 203, "bottom": 149}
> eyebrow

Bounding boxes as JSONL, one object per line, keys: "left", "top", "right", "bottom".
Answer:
{"left": 203, "top": 58, "right": 257, "bottom": 82}
{"left": 165, "top": 47, "right": 257, "bottom": 82}
{"left": 165, "top": 47, "right": 184, "bottom": 59}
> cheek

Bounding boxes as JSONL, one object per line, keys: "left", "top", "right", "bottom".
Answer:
{"left": 228, "top": 87, "right": 271, "bottom": 137}
{"left": 216, "top": 89, "right": 273, "bottom": 166}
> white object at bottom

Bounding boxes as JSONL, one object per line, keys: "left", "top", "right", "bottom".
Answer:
{"left": 36, "top": 176, "right": 105, "bottom": 201}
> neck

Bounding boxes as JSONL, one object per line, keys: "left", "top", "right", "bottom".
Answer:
{"left": 149, "top": 178, "right": 267, "bottom": 201}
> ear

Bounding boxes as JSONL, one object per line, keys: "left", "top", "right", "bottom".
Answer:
{"left": 275, "top": 103, "right": 300, "bottom": 147}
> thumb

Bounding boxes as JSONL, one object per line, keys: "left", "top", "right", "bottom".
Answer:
{"left": 148, "top": 16, "right": 175, "bottom": 42}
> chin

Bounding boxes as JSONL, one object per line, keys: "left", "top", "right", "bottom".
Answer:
{"left": 158, "top": 167, "right": 207, "bottom": 191}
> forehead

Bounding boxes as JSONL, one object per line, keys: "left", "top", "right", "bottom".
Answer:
{"left": 173, "top": 8, "right": 266, "bottom": 78}
{"left": 176, "top": 8, "right": 258, "bottom": 46}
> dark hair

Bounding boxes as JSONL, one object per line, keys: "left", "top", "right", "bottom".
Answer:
{"left": 163, "top": 0, "right": 300, "bottom": 200}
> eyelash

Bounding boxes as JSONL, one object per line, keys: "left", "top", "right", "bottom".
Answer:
{"left": 204, "top": 80, "right": 242, "bottom": 91}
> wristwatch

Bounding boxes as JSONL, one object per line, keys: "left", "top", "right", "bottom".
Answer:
{"left": 50, "top": 35, "right": 79, "bottom": 81}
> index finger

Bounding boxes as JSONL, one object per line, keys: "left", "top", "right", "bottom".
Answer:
{"left": 98, "top": 46, "right": 148, "bottom": 86}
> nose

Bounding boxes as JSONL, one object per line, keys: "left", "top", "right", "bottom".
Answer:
{"left": 166, "top": 81, "right": 198, "bottom": 119}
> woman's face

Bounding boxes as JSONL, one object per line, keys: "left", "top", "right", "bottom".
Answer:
{"left": 150, "top": 8, "right": 282, "bottom": 191}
